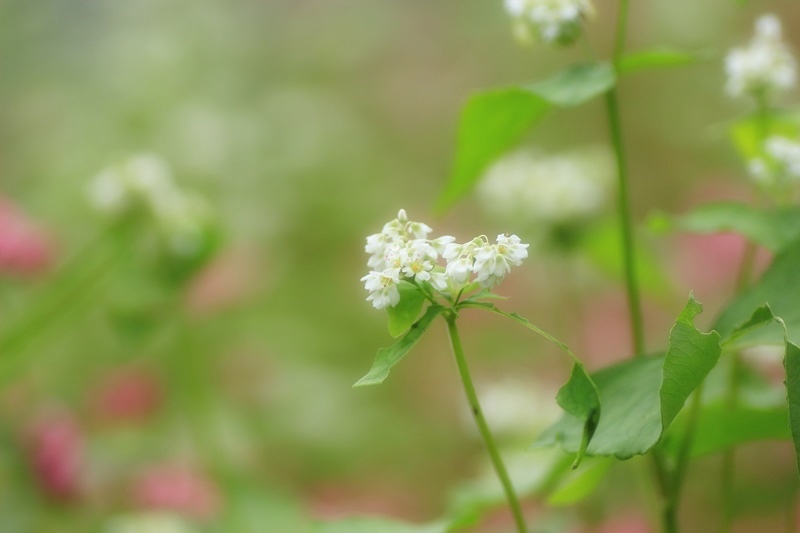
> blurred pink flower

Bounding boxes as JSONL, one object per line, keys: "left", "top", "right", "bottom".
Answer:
{"left": 131, "top": 464, "right": 221, "bottom": 521}
{"left": 0, "top": 197, "right": 55, "bottom": 276}
{"left": 27, "top": 411, "right": 84, "bottom": 501}
{"left": 88, "top": 367, "right": 162, "bottom": 424}
{"left": 185, "top": 247, "right": 262, "bottom": 315}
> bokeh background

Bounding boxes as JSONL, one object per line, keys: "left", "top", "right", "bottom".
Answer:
{"left": 1, "top": 0, "right": 800, "bottom": 531}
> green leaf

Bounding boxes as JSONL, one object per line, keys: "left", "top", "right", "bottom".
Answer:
{"left": 731, "top": 112, "right": 800, "bottom": 161}
{"left": 656, "top": 202, "right": 800, "bottom": 253}
{"left": 526, "top": 63, "right": 616, "bottom": 107}
{"left": 436, "top": 88, "right": 550, "bottom": 211}
{"left": 386, "top": 281, "right": 426, "bottom": 337}
{"left": 312, "top": 517, "right": 447, "bottom": 533}
{"left": 535, "top": 295, "right": 720, "bottom": 458}
{"left": 618, "top": 48, "right": 702, "bottom": 74}
{"left": 546, "top": 457, "right": 613, "bottom": 506}
{"left": 437, "top": 63, "right": 615, "bottom": 212}
{"left": 714, "top": 238, "right": 800, "bottom": 347}
{"left": 660, "top": 295, "right": 722, "bottom": 428}
{"left": 458, "top": 301, "right": 600, "bottom": 467}
{"left": 786, "top": 340, "right": 800, "bottom": 474}
{"left": 354, "top": 305, "right": 443, "bottom": 386}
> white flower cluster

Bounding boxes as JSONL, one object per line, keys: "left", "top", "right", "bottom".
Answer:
{"left": 504, "top": 0, "right": 593, "bottom": 46}
{"left": 361, "top": 210, "right": 529, "bottom": 309}
{"left": 749, "top": 135, "right": 800, "bottom": 187}
{"left": 88, "top": 154, "right": 214, "bottom": 258}
{"left": 725, "top": 14, "right": 796, "bottom": 98}
{"left": 477, "top": 148, "right": 612, "bottom": 227}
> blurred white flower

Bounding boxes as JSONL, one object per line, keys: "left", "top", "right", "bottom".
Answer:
{"left": 725, "top": 14, "right": 796, "bottom": 98}
{"left": 104, "top": 513, "right": 196, "bottom": 533}
{"left": 463, "top": 379, "right": 561, "bottom": 438}
{"left": 88, "top": 154, "right": 174, "bottom": 214}
{"left": 477, "top": 148, "right": 613, "bottom": 227}
{"left": 765, "top": 136, "right": 800, "bottom": 177}
{"left": 504, "top": 0, "right": 593, "bottom": 46}
{"left": 747, "top": 135, "right": 800, "bottom": 191}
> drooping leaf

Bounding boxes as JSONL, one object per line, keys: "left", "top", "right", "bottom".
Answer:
{"left": 458, "top": 301, "right": 600, "bottom": 467}
{"left": 546, "top": 457, "right": 613, "bottom": 506}
{"left": 660, "top": 295, "right": 722, "bottom": 428}
{"left": 312, "top": 517, "right": 447, "bottom": 533}
{"left": 386, "top": 281, "right": 426, "bottom": 337}
{"left": 436, "top": 89, "right": 550, "bottom": 211}
{"left": 437, "top": 63, "right": 616, "bottom": 212}
{"left": 714, "top": 238, "right": 800, "bottom": 347}
{"left": 654, "top": 202, "right": 800, "bottom": 253}
{"left": 526, "top": 63, "right": 616, "bottom": 107}
{"left": 535, "top": 295, "right": 720, "bottom": 458}
{"left": 354, "top": 305, "right": 443, "bottom": 387}
{"left": 618, "top": 48, "right": 702, "bottom": 74}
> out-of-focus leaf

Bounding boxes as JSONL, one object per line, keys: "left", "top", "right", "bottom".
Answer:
{"left": 618, "top": 48, "right": 702, "bottom": 74}
{"left": 546, "top": 457, "right": 613, "bottom": 506}
{"left": 436, "top": 89, "right": 549, "bottom": 211}
{"left": 730, "top": 112, "right": 800, "bottom": 161}
{"left": 459, "top": 301, "right": 600, "bottom": 467}
{"left": 714, "top": 238, "right": 800, "bottom": 347}
{"left": 312, "top": 517, "right": 447, "bottom": 533}
{"left": 386, "top": 281, "right": 425, "bottom": 337}
{"left": 581, "top": 217, "right": 673, "bottom": 298}
{"left": 654, "top": 202, "right": 800, "bottom": 253}
{"left": 437, "top": 63, "right": 615, "bottom": 212}
{"left": 354, "top": 305, "right": 442, "bottom": 386}
{"left": 535, "top": 295, "right": 720, "bottom": 458}
{"left": 786, "top": 340, "right": 800, "bottom": 474}
{"left": 526, "top": 62, "right": 616, "bottom": 107}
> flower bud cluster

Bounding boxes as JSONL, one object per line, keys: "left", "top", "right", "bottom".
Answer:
{"left": 88, "top": 154, "right": 216, "bottom": 259}
{"left": 361, "top": 210, "right": 529, "bottom": 309}
{"left": 725, "top": 14, "right": 796, "bottom": 98}
{"left": 748, "top": 135, "right": 800, "bottom": 189}
{"left": 504, "top": 0, "right": 593, "bottom": 46}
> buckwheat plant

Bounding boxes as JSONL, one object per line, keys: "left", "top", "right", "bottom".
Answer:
{"left": 357, "top": 209, "right": 599, "bottom": 533}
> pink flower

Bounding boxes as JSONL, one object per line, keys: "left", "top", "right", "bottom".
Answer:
{"left": 88, "top": 367, "right": 162, "bottom": 424}
{"left": 131, "top": 464, "right": 221, "bottom": 521}
{"left": 0, "top": 197, "right": 55, "bottom": 276}
{"left": 27, "top": 412, "right": 84, "bottom": 501}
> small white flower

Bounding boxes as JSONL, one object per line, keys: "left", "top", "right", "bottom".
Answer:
{"left": 496, "top": 234, "right": 529, "bottom": 265}
{"left": 505, "top": 0, "right": 593, "bottom": 46}
{"left": 361, "top": 270, "right": 401, "bottom": 309}
{"left": 445, "top": 256, "right": 474, "bottom": 285}
{"left": 725, "top": 14, "right": 796, "bottom": 98}
{"left": 765, "top": 136, "right": 800, "bottom": 178}
{"left": 430, "top": 272, "right": 450, "bottom": 292}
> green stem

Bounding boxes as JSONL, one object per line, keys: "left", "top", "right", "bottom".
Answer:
{"left": 666, "top": 383, "right": 705, "bottom": 529}
{"left": 444, "top": 315, "right": 527, "bottom": 533}
{"left": 613, "top": 0, "right": 631, "bottom": 62}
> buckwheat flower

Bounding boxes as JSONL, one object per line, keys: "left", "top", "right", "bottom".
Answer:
{"left": 446, "top": 256, "right": 474, "bottom": 285}
{"left": 431, "top": 271, "right": 450, "bottom": 292}
{"left": 361, "top": 270, "right": 401, "bottom": 309}
{"left": 725, "top": 14, "right": 796, "bottom": 98}
{"left": 496, "top": 234, "right": 529, "bottom": 266}
{"left": 765, "top": 135, "right": 800, "bottom": 178}
{"left": 400, "top": 241, "right": 436, "bottom": 283}
{"left": 505, "top": 0, "right": 594, "bottom": 46}
{"left": 430, "top": 235, "right": 456, "bottom": 257}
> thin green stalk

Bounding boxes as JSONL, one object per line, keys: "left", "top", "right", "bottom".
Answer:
{"left": 445, "top": 315, "right": 527, "bottom": 533}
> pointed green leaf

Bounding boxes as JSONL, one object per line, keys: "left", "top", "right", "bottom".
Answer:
{"left": 437, "top": 63, "right": 615, "bottom": 212}
{"left": 386, "top": 282, "right": 426, "bottom": 337}
{"left": 526, "top": 63, "right": 616, "bottom": 107}
{"left": 535, "top": 295, "right": 721, "bottom": 458}
{"left": 312, "top": 517, "right": 447, "bottom": 533}
{"left": 618, "top": 48, "right": 703, "bottom": 74}
{"left": 714, "top": 238, "right": 800, "bottom": 347}
{"left": 436, "top": 88, "right": 550, "bottom": 212}
{"left": 458, "top": 301, "right": 600, "bottom": 467}
{"left": 546, "top": 457, "right": 614, "bottom": 506}
{"left": 786, "top": 340, "right": 800, "bottom": 475}
{"left": 660, "top": 295, "right": 722, "bottom": 428}
{"left": 656, "top": 202, "right": 800, "bottom": 253}
{"left": 354, "top": 305, "right": 442, "bottom": 387}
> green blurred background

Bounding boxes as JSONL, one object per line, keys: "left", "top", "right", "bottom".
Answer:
{"left": 1, "top": 1, "right": 800, "bottom": 531}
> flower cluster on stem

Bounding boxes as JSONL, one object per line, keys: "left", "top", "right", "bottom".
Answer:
{"left": 361, "top": 210, "right": 529, "bottom": 309}
{"left": 503, "top": 0, "right": 593, "bottom": 46}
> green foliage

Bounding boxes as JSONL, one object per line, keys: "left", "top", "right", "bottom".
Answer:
{"left": 730, "top": 111, "right": 800, "bottom": 161}
{"left": 618, "top": 48, "right": 702, "bottom": 74}
{"left": 312, "top": 517, "right": 447, "bottom": 533}
{"left": 655, "top": 202, "right": 800, "bottom": 252}
{"left": 386, "top": 282, "right": 426, "bottom": 337}
{"left": 546, "top": 457, "right": 614, "bottom": 506}
{"left": 786, "top": 340, "right": 800, "bottom": 474}
{"left": 437, "top": 63, "right": 616, "bottom": 211}
{"left": 535, "top": 295, "right": 720, "bottom": 458}
{"left": 459, "top": 301, "right": 600, "bottom": 467}
{"left": 354, "top": 305, "right": 443, "bottom": 386}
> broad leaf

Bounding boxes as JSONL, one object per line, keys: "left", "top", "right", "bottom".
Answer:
{"left": 618, "top": 48, "right": 700, "bottom": 74}
{"left": 546, "top": 457, "right": 613, "bottom": 506}
{"left": 436, "top": 89, "right": 549, "bottom": 211}
{"left": 535, "top": 295, "right": 720, "bottom": 458}
{"left": 386, "top": 281, "right": 426, "bottom": 337}
{"left": 714, "top": 238, "right": 800, "bottom": 347}
{"left": 786, "top": 340, "right": 800, "bottom": 474}
{"left": 526, "top": 63, "right": 616, "bottom": 107}
{"left": 655, "top": 202, "right": 800, "bottom": 253}
{"left": 354, "top": 305, "right": 442, "bottom": 386}
{"left": 437, "top": 63, "right": 615, "bottom": 212}
{"left": 312, "top": 517, "right": 447, "bottom": 533}
{"left": 459, "top": 301, "right": 600, "bottom": 467}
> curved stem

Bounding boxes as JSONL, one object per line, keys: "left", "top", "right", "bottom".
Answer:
{"left": 665, "top": 383, "right": 705, "bottom": 530}
{"left": 445, "top": 315, "right": 527, "bottom": 533}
